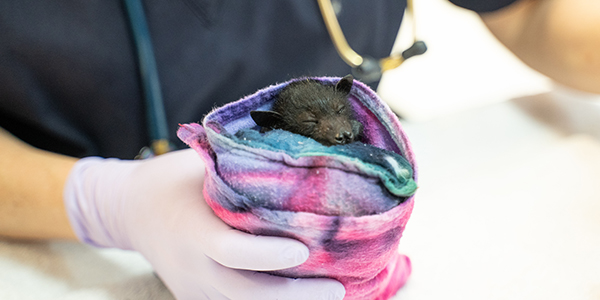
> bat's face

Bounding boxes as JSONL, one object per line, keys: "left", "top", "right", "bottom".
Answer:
{"left": 280, "top": 94, "right": 362, "bottom": 146}
{"left": 251, "top": 75, "right": 363, "bottom": 146}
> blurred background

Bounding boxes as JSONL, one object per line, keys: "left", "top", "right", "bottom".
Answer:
{"left": 377, "top": 0, "right": 552, "bottom": 121}
{"left": 1, "top": 0, "right": 599, "bottom": 299}
{"left": 378, "top": 0, "right": 600, "bottom": 299}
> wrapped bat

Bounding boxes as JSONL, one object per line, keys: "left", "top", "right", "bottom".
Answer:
{"left": 178, "top": 76, "right": 418, "bottom": 300}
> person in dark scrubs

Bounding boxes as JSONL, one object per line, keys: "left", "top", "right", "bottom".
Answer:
{"left": 1, "top": 0, "right": 598, "bottom": 299}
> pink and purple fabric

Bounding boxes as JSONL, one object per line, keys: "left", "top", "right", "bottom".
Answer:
{"left": 177, "top": 77, "right": 418, "bottom": 300}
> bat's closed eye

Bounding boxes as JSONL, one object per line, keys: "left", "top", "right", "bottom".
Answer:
{"left": 337, "top": 106, "right": 345, "bottom": 114}
{"left": 303, "top": 119, "right": 318, "bottom": 125}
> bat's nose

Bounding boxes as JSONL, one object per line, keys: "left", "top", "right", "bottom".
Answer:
{"left": 334, "top": 131, "right": 354, "bottom": 144}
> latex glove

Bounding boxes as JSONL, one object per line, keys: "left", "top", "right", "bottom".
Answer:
{"left": 64, "top": 149, "right": 345, "bottom": 300}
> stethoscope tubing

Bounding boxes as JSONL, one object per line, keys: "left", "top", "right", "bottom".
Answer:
{"left": 123, "top": 0, "right": 171, "bottom": 156}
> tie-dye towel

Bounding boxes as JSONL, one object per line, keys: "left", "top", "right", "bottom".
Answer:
{"left": 177, "top": 77, "right": 418, "bottom": 300}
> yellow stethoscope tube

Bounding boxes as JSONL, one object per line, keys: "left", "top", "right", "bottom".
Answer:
{"left": 317, "top": 0, "right": 427, "bottom": 82}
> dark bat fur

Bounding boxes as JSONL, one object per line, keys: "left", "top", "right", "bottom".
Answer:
{"left": 251, "top": 75, "right": 363, "bottom": 146}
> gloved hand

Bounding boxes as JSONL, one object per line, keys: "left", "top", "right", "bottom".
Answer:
{"left": 63, "top": 149, "right": 345, "bottom": 300}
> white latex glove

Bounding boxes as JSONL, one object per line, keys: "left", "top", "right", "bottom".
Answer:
{"left": 64, "top": 149, "right": 345, "bottom": 300}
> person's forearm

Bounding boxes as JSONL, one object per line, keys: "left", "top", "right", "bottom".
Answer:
{"left": 480, "top": 0, "right": 600, "bottom": 94}
{"left": 0, "top": 127, "right": 77, "bottom": 240}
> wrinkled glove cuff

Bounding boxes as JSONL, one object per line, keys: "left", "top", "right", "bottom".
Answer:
{"left": 63, "top": 157, "right": 139, "bottom": 250}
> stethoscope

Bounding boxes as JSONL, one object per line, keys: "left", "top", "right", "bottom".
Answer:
{"left": 317, "top": 0, "right": 427, "bottom": 83}
{"left": 123, "top": 0, "right": 426, "bottom": 157}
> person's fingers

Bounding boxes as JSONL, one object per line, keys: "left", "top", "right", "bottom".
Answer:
{"left": 155, "top": 174, "right": 309, "bottom": 272}
{"left": 228, "top": 272, "right": 345, "bottom": 300}
{"left": 164, "top": 270, "right": 231, "bottom": 300}
{"left": 177, "top": 178, "right": 310, "bottom": 271}
{"left": 191, "top": 284, "right": 231, "bottom": 300}
{"left": 204, "top": 227, "right": 310, "bottom": 271}
{"left": 146, "top": 151, "right": 310, "bottom": 270}
{"left": 206, "top": 258, "right": 346, "bottom": 300}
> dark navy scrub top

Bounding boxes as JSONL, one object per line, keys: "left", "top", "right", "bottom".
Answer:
{"left": 0, "top": 0, "right": 517, "bottom": 159}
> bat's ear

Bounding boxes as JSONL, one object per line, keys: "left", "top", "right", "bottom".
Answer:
{"left": 250, "top": 110, "right": 283, "bottom": 129}
{"left": 335, "top": 74, "right": 354, "bottom": 95}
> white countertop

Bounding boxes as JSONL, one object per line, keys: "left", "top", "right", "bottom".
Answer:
{"left": 394, "top": 91, "right": 600, "bottom": 300}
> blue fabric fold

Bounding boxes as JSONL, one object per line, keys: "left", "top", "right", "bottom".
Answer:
{"left": 230, "top": 128, "right": 417, "bottom": 197}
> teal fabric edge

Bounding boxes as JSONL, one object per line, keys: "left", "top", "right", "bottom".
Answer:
{"left": 207, "top": 127, "right": 417, "bottom": 197}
